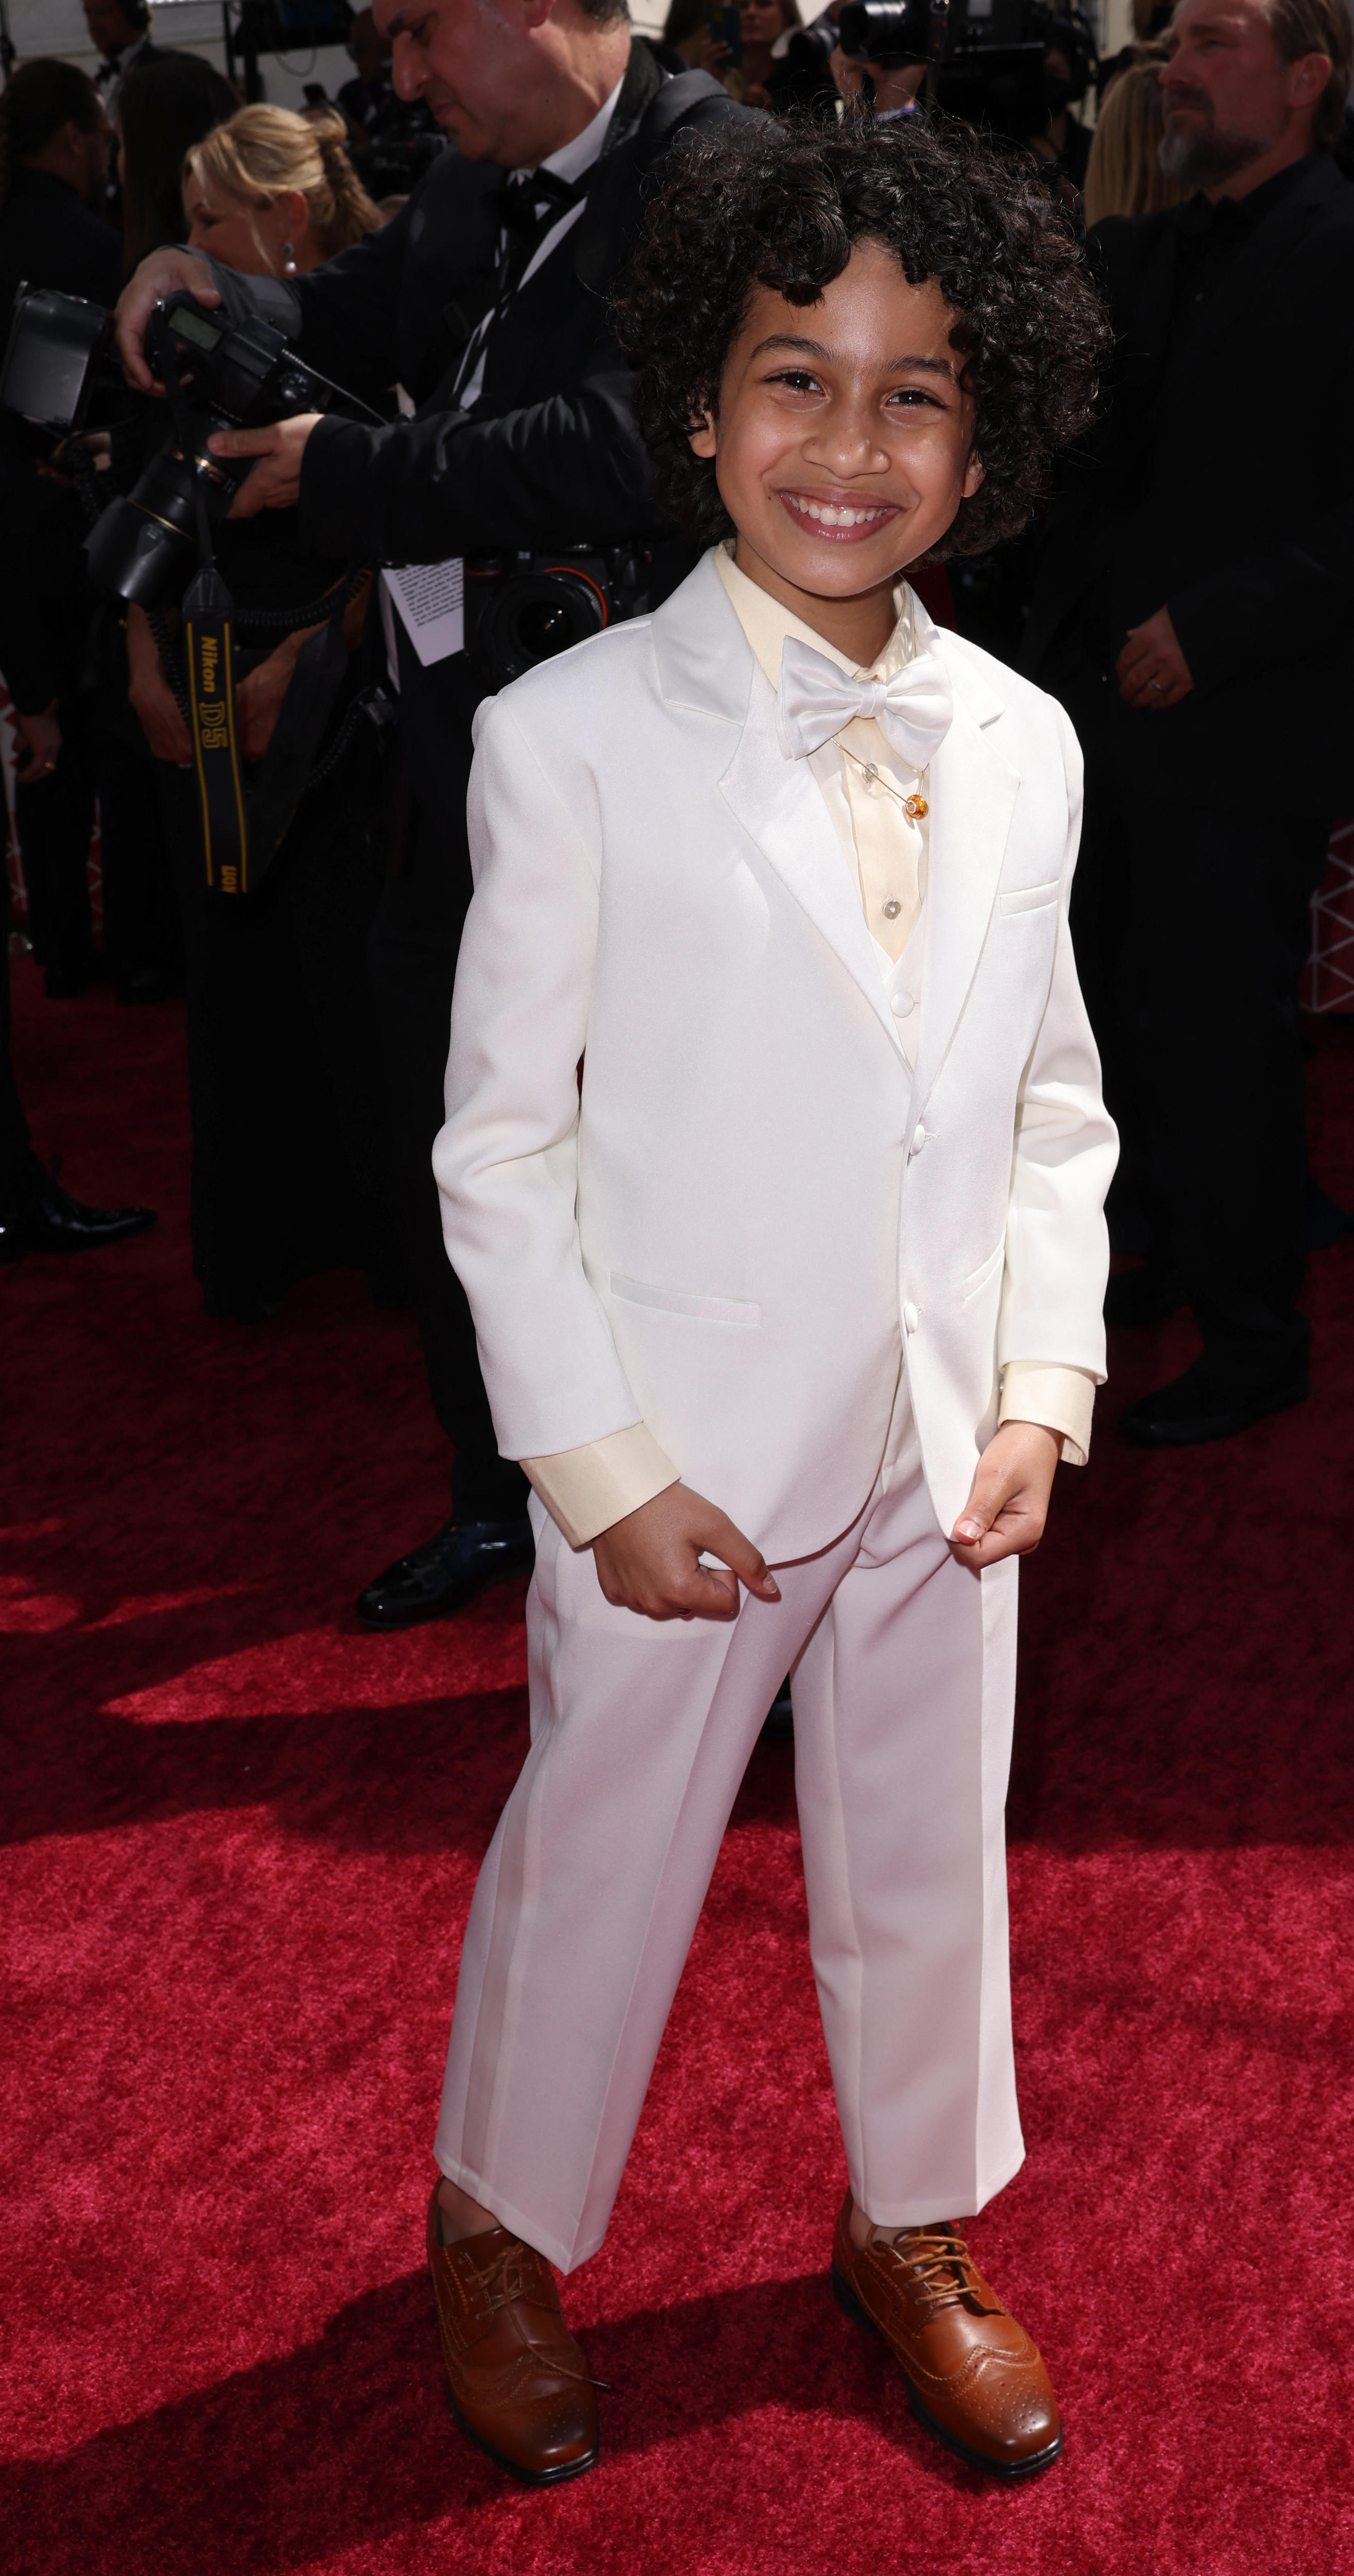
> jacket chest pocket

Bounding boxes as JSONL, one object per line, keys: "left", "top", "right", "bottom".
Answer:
{"left": 999, "top": 879, "right": 1060, "bottom": 917}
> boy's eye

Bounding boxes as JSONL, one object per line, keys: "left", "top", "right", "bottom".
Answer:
{"left": 766, "top": 369, "right": 824, "bottom": 395}
{"left": 887, "top": 386, "right": 943, "bottom": 409}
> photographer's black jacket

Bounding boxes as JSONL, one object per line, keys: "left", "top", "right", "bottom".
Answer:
{"left": 195, "top": 48, "right": 742, "bottom": 827}
{"left": 1023, "top": 150, "right": 1354, "bottom": 812}
{"left": 0, "top": 171, "right": 126, "bottom": 712}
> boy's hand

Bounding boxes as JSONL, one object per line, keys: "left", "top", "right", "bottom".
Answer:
{"left": 593, "top": 1483, "right": 781, "bottom": 1622}
{"left": 950, "top": 1421, "right": 1061, "bottom": 1570}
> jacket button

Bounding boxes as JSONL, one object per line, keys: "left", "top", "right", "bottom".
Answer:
{"left": 910, "top": 1123, "right": 926, "bottom": 1155}
{"left": 904, "top": 1301, "right": 919, "bottom": 1334}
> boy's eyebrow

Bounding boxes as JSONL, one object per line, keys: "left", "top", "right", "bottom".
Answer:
{"left": 750, "top": 334, "right": 959, "bottom": 380}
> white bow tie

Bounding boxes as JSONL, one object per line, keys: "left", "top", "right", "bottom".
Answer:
{"left": 775, "top": 634, "right": 954, "bottom": 773}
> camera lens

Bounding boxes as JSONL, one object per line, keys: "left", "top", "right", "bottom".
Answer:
{"left": 514, "top": 599, "right": 576, "bottom": 659}
{"left": 476, "top": 567, "right": 607, "bottom": 687}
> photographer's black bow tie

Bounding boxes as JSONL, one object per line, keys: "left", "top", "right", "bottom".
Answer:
{"left": 489, "top": 167, "right": 586, "bottom": 296}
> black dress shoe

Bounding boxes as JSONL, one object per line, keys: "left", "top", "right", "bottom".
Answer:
{"left": 115, "top": 967, "right": 183, "bottom": 1006}
{"left": 0, "top": 1201, "right": 30, "bottom": 1265}
{"left": 1120, "top": 1357, "right": 1308, "bottom": 1448}
{"left": 1104, "top": 1265, "right": 1185, "bottom": 1329}
{"left": 8, "top": 1157, "right": 157, "bottom": 1256}
{"left": 356, "top": 1517, "right": 535, "bottom": 1629}
{"left": 43, "top": 955, "right": 109, "bottom": 999}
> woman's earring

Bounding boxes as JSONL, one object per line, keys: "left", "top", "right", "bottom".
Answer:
{"left": 281, "top": 241, "right": 297, "bottom": 276}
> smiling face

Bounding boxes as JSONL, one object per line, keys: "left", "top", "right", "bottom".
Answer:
{"left": 688, "top": 238, "right": 982, "bottom": 654}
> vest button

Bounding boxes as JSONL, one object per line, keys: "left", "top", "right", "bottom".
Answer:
{"left": 910, "top": 1123, "right": 926, "bottom": 1154}
{"left": 903, "top": 1301, "right": 919, "bottom": 1334}
{"left": 891, "top": 989, "right": 915, "bottom": 1018}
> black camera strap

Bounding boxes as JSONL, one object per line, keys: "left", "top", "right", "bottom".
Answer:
{"left": 156, "top": 323, "right": 253, "bottom": 893}
{"left": 182, "top": 562, "right": 249, "bottom": 893}
{"left": 155, "top": 318, "right": 368, "bottom": 894}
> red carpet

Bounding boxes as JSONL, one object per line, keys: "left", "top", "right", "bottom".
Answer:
{"left": 3, "top": 960, "right": 1353, "bottom": 2575}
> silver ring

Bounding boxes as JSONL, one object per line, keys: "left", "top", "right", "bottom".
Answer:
{"left": 1150, "top": 678, "right": 1164, "bottom": 693}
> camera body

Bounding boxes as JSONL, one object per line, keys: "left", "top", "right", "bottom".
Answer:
{"left": 836, "top": 0, "right": 1096, "bottom": 139}
{"left": 464, "top": 547, "right": 655, "bottom": 692}
{"left": 0, "top": 284, "right": 376, "bottom": 606}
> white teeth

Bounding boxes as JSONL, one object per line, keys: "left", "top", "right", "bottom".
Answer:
{"left": 787, "top": 496, "right": 889, "bottom": 529}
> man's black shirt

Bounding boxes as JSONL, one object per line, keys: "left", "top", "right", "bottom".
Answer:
{"left": 1166, "top": 152, "right": 1317, "bottom": 360}
{"left": 1024, "top": 147, "right": 1354, "bottom": 812}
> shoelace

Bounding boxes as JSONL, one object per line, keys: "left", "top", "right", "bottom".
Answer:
{"left": 873, "top": 2224, "right": 992, "bottom": 2321}
{"left": 463, "top": 2237, "right": 611, "bottom": 2389}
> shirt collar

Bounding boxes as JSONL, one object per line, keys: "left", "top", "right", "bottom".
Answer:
{"left": 519, "top": 76, "right": 624, "bottom": 187}
{"left": 715, "top": 539, "right": 917, "bottom": 690}
{"left": 1179, "top": 149, "right": 1322, "bottom": 238}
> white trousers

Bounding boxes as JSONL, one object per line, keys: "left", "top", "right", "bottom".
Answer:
{"left": 435, "top": 1401, "right": 1024, "bottom": 2274}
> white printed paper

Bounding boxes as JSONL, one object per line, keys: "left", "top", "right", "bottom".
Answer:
{"left": 385, "top": 557, "right": 465, "bottom": 667}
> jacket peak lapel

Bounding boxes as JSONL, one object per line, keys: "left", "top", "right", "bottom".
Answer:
{"left": 909, "top": 691, "right": 1020, "bottom": 1116}
{"left": 718, "top": 669, "right": 904, "bottom": 1056}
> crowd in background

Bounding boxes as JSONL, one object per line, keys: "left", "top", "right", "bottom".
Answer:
{"left": 2, "top": 0, "right": 1352, "bottom": 1596}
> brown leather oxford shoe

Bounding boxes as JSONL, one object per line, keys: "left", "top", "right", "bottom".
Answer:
{"left": 427, "top": 2185, "right": 600, "bottom": 2484}
{"left": 831, "top": 2193, "right": 1062, "bottom": 2479}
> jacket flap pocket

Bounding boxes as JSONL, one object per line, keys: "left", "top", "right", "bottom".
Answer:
{"left": 960, "top": 1239, "right": 1006, "bottom": 1303}
{"left": 611, "top": 1273, "right": 760, "bottom": 1327}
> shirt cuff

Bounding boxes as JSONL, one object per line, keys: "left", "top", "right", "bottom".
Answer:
{"left": 521, "top": 1423, "right": 681, "bottom": 1548}
{"left": 998, "top": 1362, "right": 1097, "bottom": 1466}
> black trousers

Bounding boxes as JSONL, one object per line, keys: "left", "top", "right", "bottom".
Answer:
{"left": 166, "top": 757, "right": 403, "bottom": 1322}
{"left": 13, "top": 690, "right": 98, "bottom": 979}
{"left": 1073, "top": 768, "right": 1329, "bottom": 1390}
{"left": 14, "top": 692, "right": 182, "bottom": 991}
{"left": 0, "top": 846, "right": 34, "bottom": 1206}
{"left": 97, "top": 726, "right": 182, "bottom": 992}
{"left": 367, "top": 696, "right": 528, "bottom": 1527}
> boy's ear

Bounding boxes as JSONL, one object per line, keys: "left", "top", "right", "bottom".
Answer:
{"left": 687, "top": 408, "right": 718, "bottom": 460}
{"left": 961, "top": 451, "right": 986, "bottom": 500}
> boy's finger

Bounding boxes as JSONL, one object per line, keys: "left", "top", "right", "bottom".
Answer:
{"left": 686, "top": 1563, "right": 740, "bottom": 1618}
{"left": 951, "top": 1472, "right": 1008, "bottom": 1547}
{"left": 705, "top": 1515, "right": 781, "bottom": 1602}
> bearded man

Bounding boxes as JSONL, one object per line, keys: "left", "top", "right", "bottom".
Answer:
{"left": 1024, "top": 0, "right": 1354, "bottom": 1447}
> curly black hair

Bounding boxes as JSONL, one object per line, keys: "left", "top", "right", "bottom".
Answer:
{"left": 614, "top": 111, "right": 1109, "bottom": 560}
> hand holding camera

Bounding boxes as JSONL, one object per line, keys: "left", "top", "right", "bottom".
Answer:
{"left": 207, "top": 412, "right": 324, "bottom": 519}
{"left": 113, "top": 248, "right": 223, "bottom": 396}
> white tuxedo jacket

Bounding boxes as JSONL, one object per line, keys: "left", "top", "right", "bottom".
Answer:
{"left": 435, "top": 552, "right": 1116, "bottom": 1560}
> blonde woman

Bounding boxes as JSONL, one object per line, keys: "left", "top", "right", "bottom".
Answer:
{"left": 181, "top": 103, "right": 381, "bottom": 277}
{"left": 1083, "top": 60, "right": 1190, "bottom": 225}
{"left": 124, "top": 100, "right": 398, "bottom": 1324}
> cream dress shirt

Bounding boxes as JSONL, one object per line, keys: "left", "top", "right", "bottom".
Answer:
{"left": 522, "top": 548, "right": 1095, "bottom": 1547}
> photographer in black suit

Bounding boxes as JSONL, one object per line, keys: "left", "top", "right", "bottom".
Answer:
{"left": 1024, "top": 0, "right": 1354, "bottom": 1448}
{"left": 115, "top": 0, "right": 744, "bottom": 1622}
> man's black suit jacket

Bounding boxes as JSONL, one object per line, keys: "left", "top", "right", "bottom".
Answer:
{"left": 197, "top": 46, "right": 744, "bottom": 836}
{"left": 0, "top": 165, "right": 124, "bottom": 344}
{"left": 0, "top": 172, "right": 125, "bottom": 715}
{"left": 1023, "top": 152, "right": 1354, "bottom": 814}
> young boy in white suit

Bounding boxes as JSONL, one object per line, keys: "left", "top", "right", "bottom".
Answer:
{"left": 427, "top": 113, "right": 1116, "bottom": 2488}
